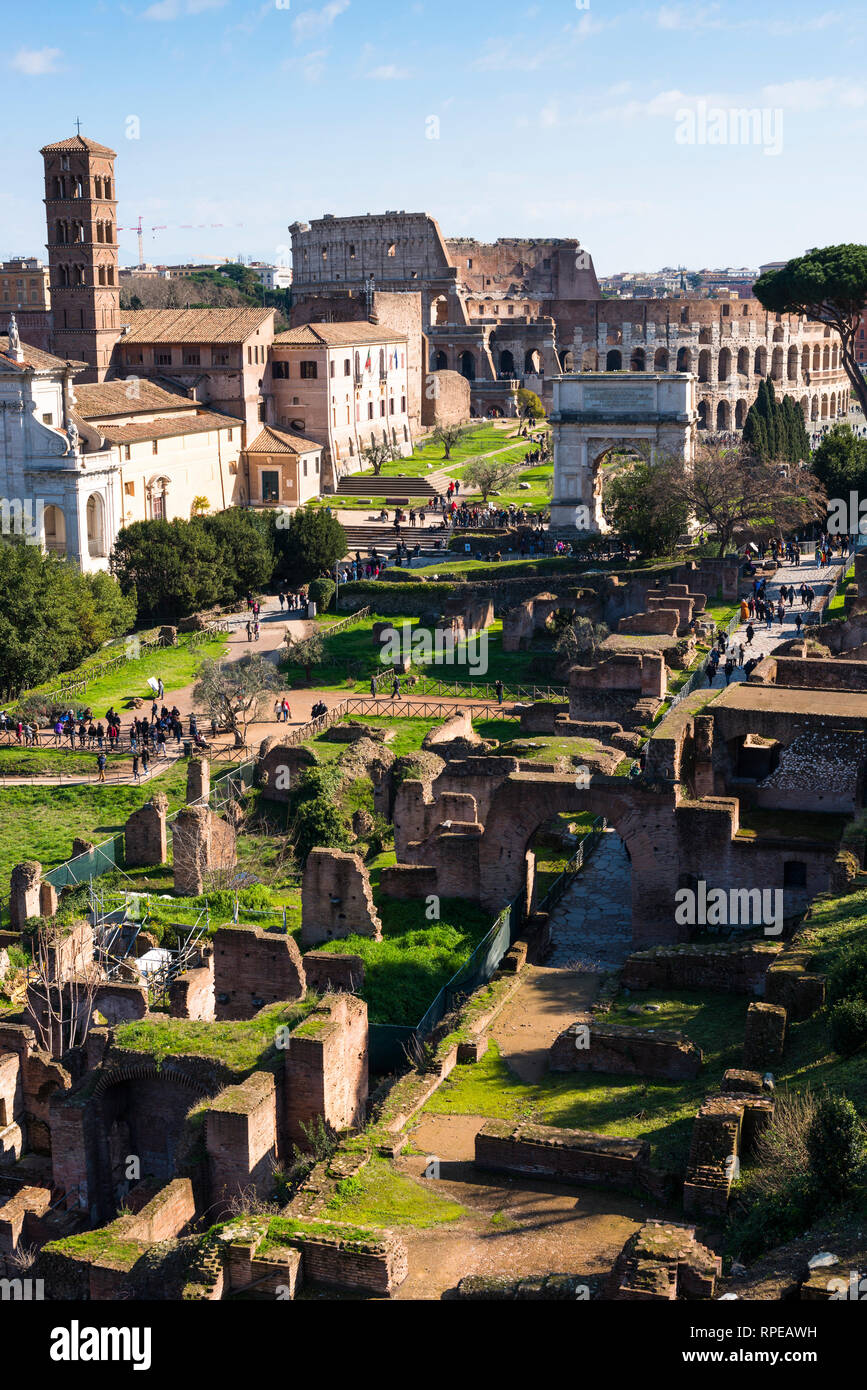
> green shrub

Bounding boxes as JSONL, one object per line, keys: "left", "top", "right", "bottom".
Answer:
{"left": 806, "top": 1095, "right": 865, "bottom": 1201}
{"left": 308, "top": 578, "right": 336, "bottom": 613}
{"left": 292, "top": 799, "right": 351, "bottom": 865}
{"left": 726, "top": 1175, "right": 818, "bottom": 1264}
{"left": 828, "top": 999, "right": 867, "bottom": 1056}
{"left": 827, "top": 943, "right": 867, "bottom": 1003}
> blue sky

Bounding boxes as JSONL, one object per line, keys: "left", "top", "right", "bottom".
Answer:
{"left": 2, "top": 0, "right": 865, "bottom": 274}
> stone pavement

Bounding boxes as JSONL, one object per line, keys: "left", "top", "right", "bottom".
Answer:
{"left": 701, "top": 549, "right": 849, "bottom": 690}
{"left": 546, "top": 830, "right": 633, "bottom": 972}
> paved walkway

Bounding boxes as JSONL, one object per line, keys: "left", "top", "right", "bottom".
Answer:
{"left": 701, "top": 550, "right": 849, "bottom": 690}
{"left": 546, "top": 830, "right": 633, "bottom": 971}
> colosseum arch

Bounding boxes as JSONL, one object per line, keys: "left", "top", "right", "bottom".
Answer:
{"left": 561, "top": 349, "right": 575, "bottom": 372}
{"left": 737, "top": 347, "right": 750, "bottom": 377}
{"left": 771, "top": 347, "right": 784, "bottom": 381}
{"left": 823, "top": 345, "right": 830, "bottom": 371}
{"left": 698, "top": 399, "right": 709, "bottom": 429}
{"left": 431, "top": 295, "right": 449, "bottom": 327}
{"left": 811, "top": 396, "right": 819, "bottom": 421}
{"left": 800, "top": 395, "right": 809, "bottom": 420}
{"left": 716, "top": 400, "right": 731, "bottom": 430}
{"left": 676, "top": 347, "right": 691, "bottom": 372}
{"left": 582, "top": 348, "right": 598, "bottom": 371}
{"left": 606, "top": 349, "right": 622, "bottom": 370}
{"left": 735, "top": 399, "right": 748, "bottom": 429}
{"left": 718, "top": 348, "right": 731, "bottom": 382}
{"left": 654, "top": 348, "right": 669, "bottom": 370}
{"left": 499, "top": 348, "right": 516, "bottom": 376}
{"left": 525, "top": 349, "right": 542, "bottom": 374}
{"left": 821, "top": 394, "right": 829, "bottom": 418}
{"left": 698, "top": 350, "right": 710, "bottom": 384}
{"left": 813, "top": 345, "right": 821, "bottom": 372}
{"left": 830, "top": 391, "right": 837, "bottom": 417}
{"left": 630, "top": 347, "right": 646, "bottom": 371}
{"left": 801, "top": 346, "right": 810, "bottom": 377}
{"left": 433, "top": 349, "right": 448, "bottom": 371}
{"left": 754, "top": 347, "right": 768, "bottom": 375}
{"left": 787, "top": 345, "right": 799, "bottom": 381}
{"left": 459, "top": 350, "right": 476, "bottom": 381}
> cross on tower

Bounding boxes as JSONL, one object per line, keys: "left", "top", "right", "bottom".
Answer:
{"left": 74, "top": 117, "right": 81, "bottom": 135}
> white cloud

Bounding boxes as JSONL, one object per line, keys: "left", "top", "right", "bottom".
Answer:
{"left": 143, "top": 0, "right": 226, "bottom": 17}
{"left": 292, "top": 0, "right": 350, "bottom": 43}
{"left": 366, "top": 64, "right": 410, "bottom": 80}
{"left": 283, "top": 47, "right": 330, "bottom": 83}
{"left": 762, "top": 77, "right": 867, "bottom": 111}
{"left": 10, "top": 47, "right": 62, "bottom": 75}
{"left": 656, "top": 4, "right": 844, "bottom": 34}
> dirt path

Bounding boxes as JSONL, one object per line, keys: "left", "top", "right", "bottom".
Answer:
{"left": 491, "top": 964, "right": 599, "bottom": 1083}
{"left": 391, "top": 1112, "right": 649, "bottom": 1300}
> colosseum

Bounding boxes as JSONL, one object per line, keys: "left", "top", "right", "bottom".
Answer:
{"left": 570, "top": 297, "right": 851, "bottom": 433}
{"left": 288, "top": 210, "right": 851, "bottom": 432}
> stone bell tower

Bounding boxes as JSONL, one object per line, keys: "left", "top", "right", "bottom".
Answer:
{"left": 41, "top": 132, "right": 121, "bottom": 381}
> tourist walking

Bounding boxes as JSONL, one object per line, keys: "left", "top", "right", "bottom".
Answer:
{"left": 132, "top": 753, "right": 140, "bottom": 782}
{"left": 495, "top": 679, "right": 504, "bottom": 705}
{"left": 96, "top": 751, "right": 107, "bottom": 783}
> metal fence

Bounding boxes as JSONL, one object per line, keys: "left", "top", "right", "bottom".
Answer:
{"left": 319, "top": 606, "right": 371, "bottom": 638}
{"left": 409, "top": 676, "right": 567, "bottom": 703}
{"left": 536, "top": 816, "right": 606, "bottom": 914}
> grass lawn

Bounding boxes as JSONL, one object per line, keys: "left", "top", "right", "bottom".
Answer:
{"left": 325, "top": 1155, "right": 465, "bottom": 1230}
{"left": 735, "top": 809, "right": 849, "bottom": 845}
{"left": 114, "top": 999, "right": 316, "bottom": 1074}
{"left": 317, "top": 853, "right": 493, "bottom": 1025}
{"left": 704, "top": 602, "right": 740, "bottom": 630}
{"left": 423, "top": 992, "right": 749, "bottom": 1172}
{"left": 0, "top": 761, "right": 191, "bottom": 886}
{"left": 0, "top": 746, "right": 128, "bottom": 777}
{"left": 285, "top": 614, "right": 420, "bottom": 691}
{"left": 23, "top": 632, "right": 229, "bottom": 717}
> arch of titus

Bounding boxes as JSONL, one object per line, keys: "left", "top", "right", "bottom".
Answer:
{"left": 549, "top": 373, "right": 697, "bottom": 532}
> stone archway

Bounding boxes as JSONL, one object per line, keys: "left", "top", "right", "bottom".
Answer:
{"left": 477, "top": 772, "right": 680, "bottom": 945}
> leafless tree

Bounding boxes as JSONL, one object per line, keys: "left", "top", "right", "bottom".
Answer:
{"left": 654, "top": 443, "right": 827, "bottom": 557}
{"left": 26, "top": 920, "right": 100, "bottom": 1055}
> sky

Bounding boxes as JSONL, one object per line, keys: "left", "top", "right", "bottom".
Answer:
{"left": 2, "top": 0, "right": 865, "bottom": 275}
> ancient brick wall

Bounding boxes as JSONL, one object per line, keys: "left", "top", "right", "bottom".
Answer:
{"left": 172, "top": 805, "right": 237, "bottom": 896}
{"left": 213, "top": 925, "right": 305, "bottom": 1021}
{"left": 301, "top": 951, "right": 364, "bottom": 995}
{"left": 549, "top": 1020, "right": 702, "bottom": 1080}
{"left": 257, "top": 738, "right": 318, "bottom": 804}
{"left": 421, "top": 368, "right": 471, "bottom": 428}
{"left": 169, "top": 960, "right": 215, "bottom": 1021}
{"left": 9, "top": 861, "right": 42, "bottom": 930}
{"left": 283, "top": 994, "right": 368, "bottom": 1146}
{"left": 186, "top": 758, "right": 210, "bottom": 804}
{"left": 743, "top": 1001, "right": 787, "bottom": 1069}
{"left": 475, "top": 1119, "right": 652, "bottom": 1193}
{"left": 205, "top": 1072, "right": 278, "bottom": 1215}
{"left": 300, "top": 850, "right": 382, "bottom": 947}
{"left": 124, "top": 795, "right": 168, "bottom": 868}
{"left": 622, "top": 942, "right": 782, "bottom": 995}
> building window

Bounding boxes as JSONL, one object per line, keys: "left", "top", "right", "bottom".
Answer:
{"left": 300, "top": 361, "right": 318, "bottom": 379}
{"left": 124, "top": 476, "right": 134, "bottom": 490}
{"left": 303, "top": 460, "right": 307, "bottom": 477}
{"left": 368, "top": 403, "right": 374, "bottom": 419}
{"left": 330, "top": 360, "right": 335, "bottom": 378}
{"left": 155, "top": 350, "right": 172, "bottom": 365}
{"left": 247, "top": 347, "right": 252, "bottom": 364}
{"left": 227, "top": 429, "right": 233, "bottom": 441}
{"left": 272, "top": 361, "right": 289, "bottom": 379}
{"left": 261, "top": 470, "right": 280, "bottom": 503}
{"left": 42, "top": 413, "right": 53, "bottom": 425}
{"left": 152, "top": 440, "right": 159, "bottom": 454}
{"left": 214, "top": 350, "right": 230, "bottom": 366}
{"left": 104, "top": 178, "right": 112, "bottom": 199}
{"left": 344, "top": 358, "right": 351, "bottom": 375}
{"left": 401, "top": 395, "right": 406, "bottom": 413}
{"left": 380, "top": 401, "right": 386, "bottom": 417}
{"left": 315, "top": 456, "right": 320, "bottom": 473}
{"left": 349, "top": 244, "right": 356, "bottom": 258}
{"left": 183, "top": 349, "right": 200, "bottom": 366}
{"left": 389, "top": 398, "right": 395, "bottom": 414}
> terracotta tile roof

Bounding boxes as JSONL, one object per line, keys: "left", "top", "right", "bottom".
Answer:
{"left": 118, "top": 308, "right": 274, "bottom": 345}
{"left": 273, "top": 322, "right": 407, "bottom": 348}
{"left": 0, "top": 336, "right": 86, "bottom": 373}
{"left": 73, "top": 379, "right": 195, "bottom": 420}
{"left": 98, "top": 411, "right": 238, "bottom": 445}
{"left": 40, "top": 134, "right": 117, "bottom": 157}
{"left": 245, "top": 425, "right": 322, "bottom": 455}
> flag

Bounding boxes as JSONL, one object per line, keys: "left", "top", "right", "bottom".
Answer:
{"left": 365, "top": 350, "right": 372, "bottom": 371}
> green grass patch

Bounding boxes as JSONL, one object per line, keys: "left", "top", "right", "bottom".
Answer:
{"left": 24, "top": 631, "right": 228, "bottom": 716}
{"left": 114, "top": 999, "right": 317, "bottom": 1073}
{"left": 317, "top": 877, "right": 493, "bottom": 1026}
{"left": 325, "top": 1155, "right": 465, "bottom": 1230}
{"left": 0, "top": 746, "right": 127, "bottom": 776}
{"left": 0, "top": 761, "right": 191, "bottom": 886}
